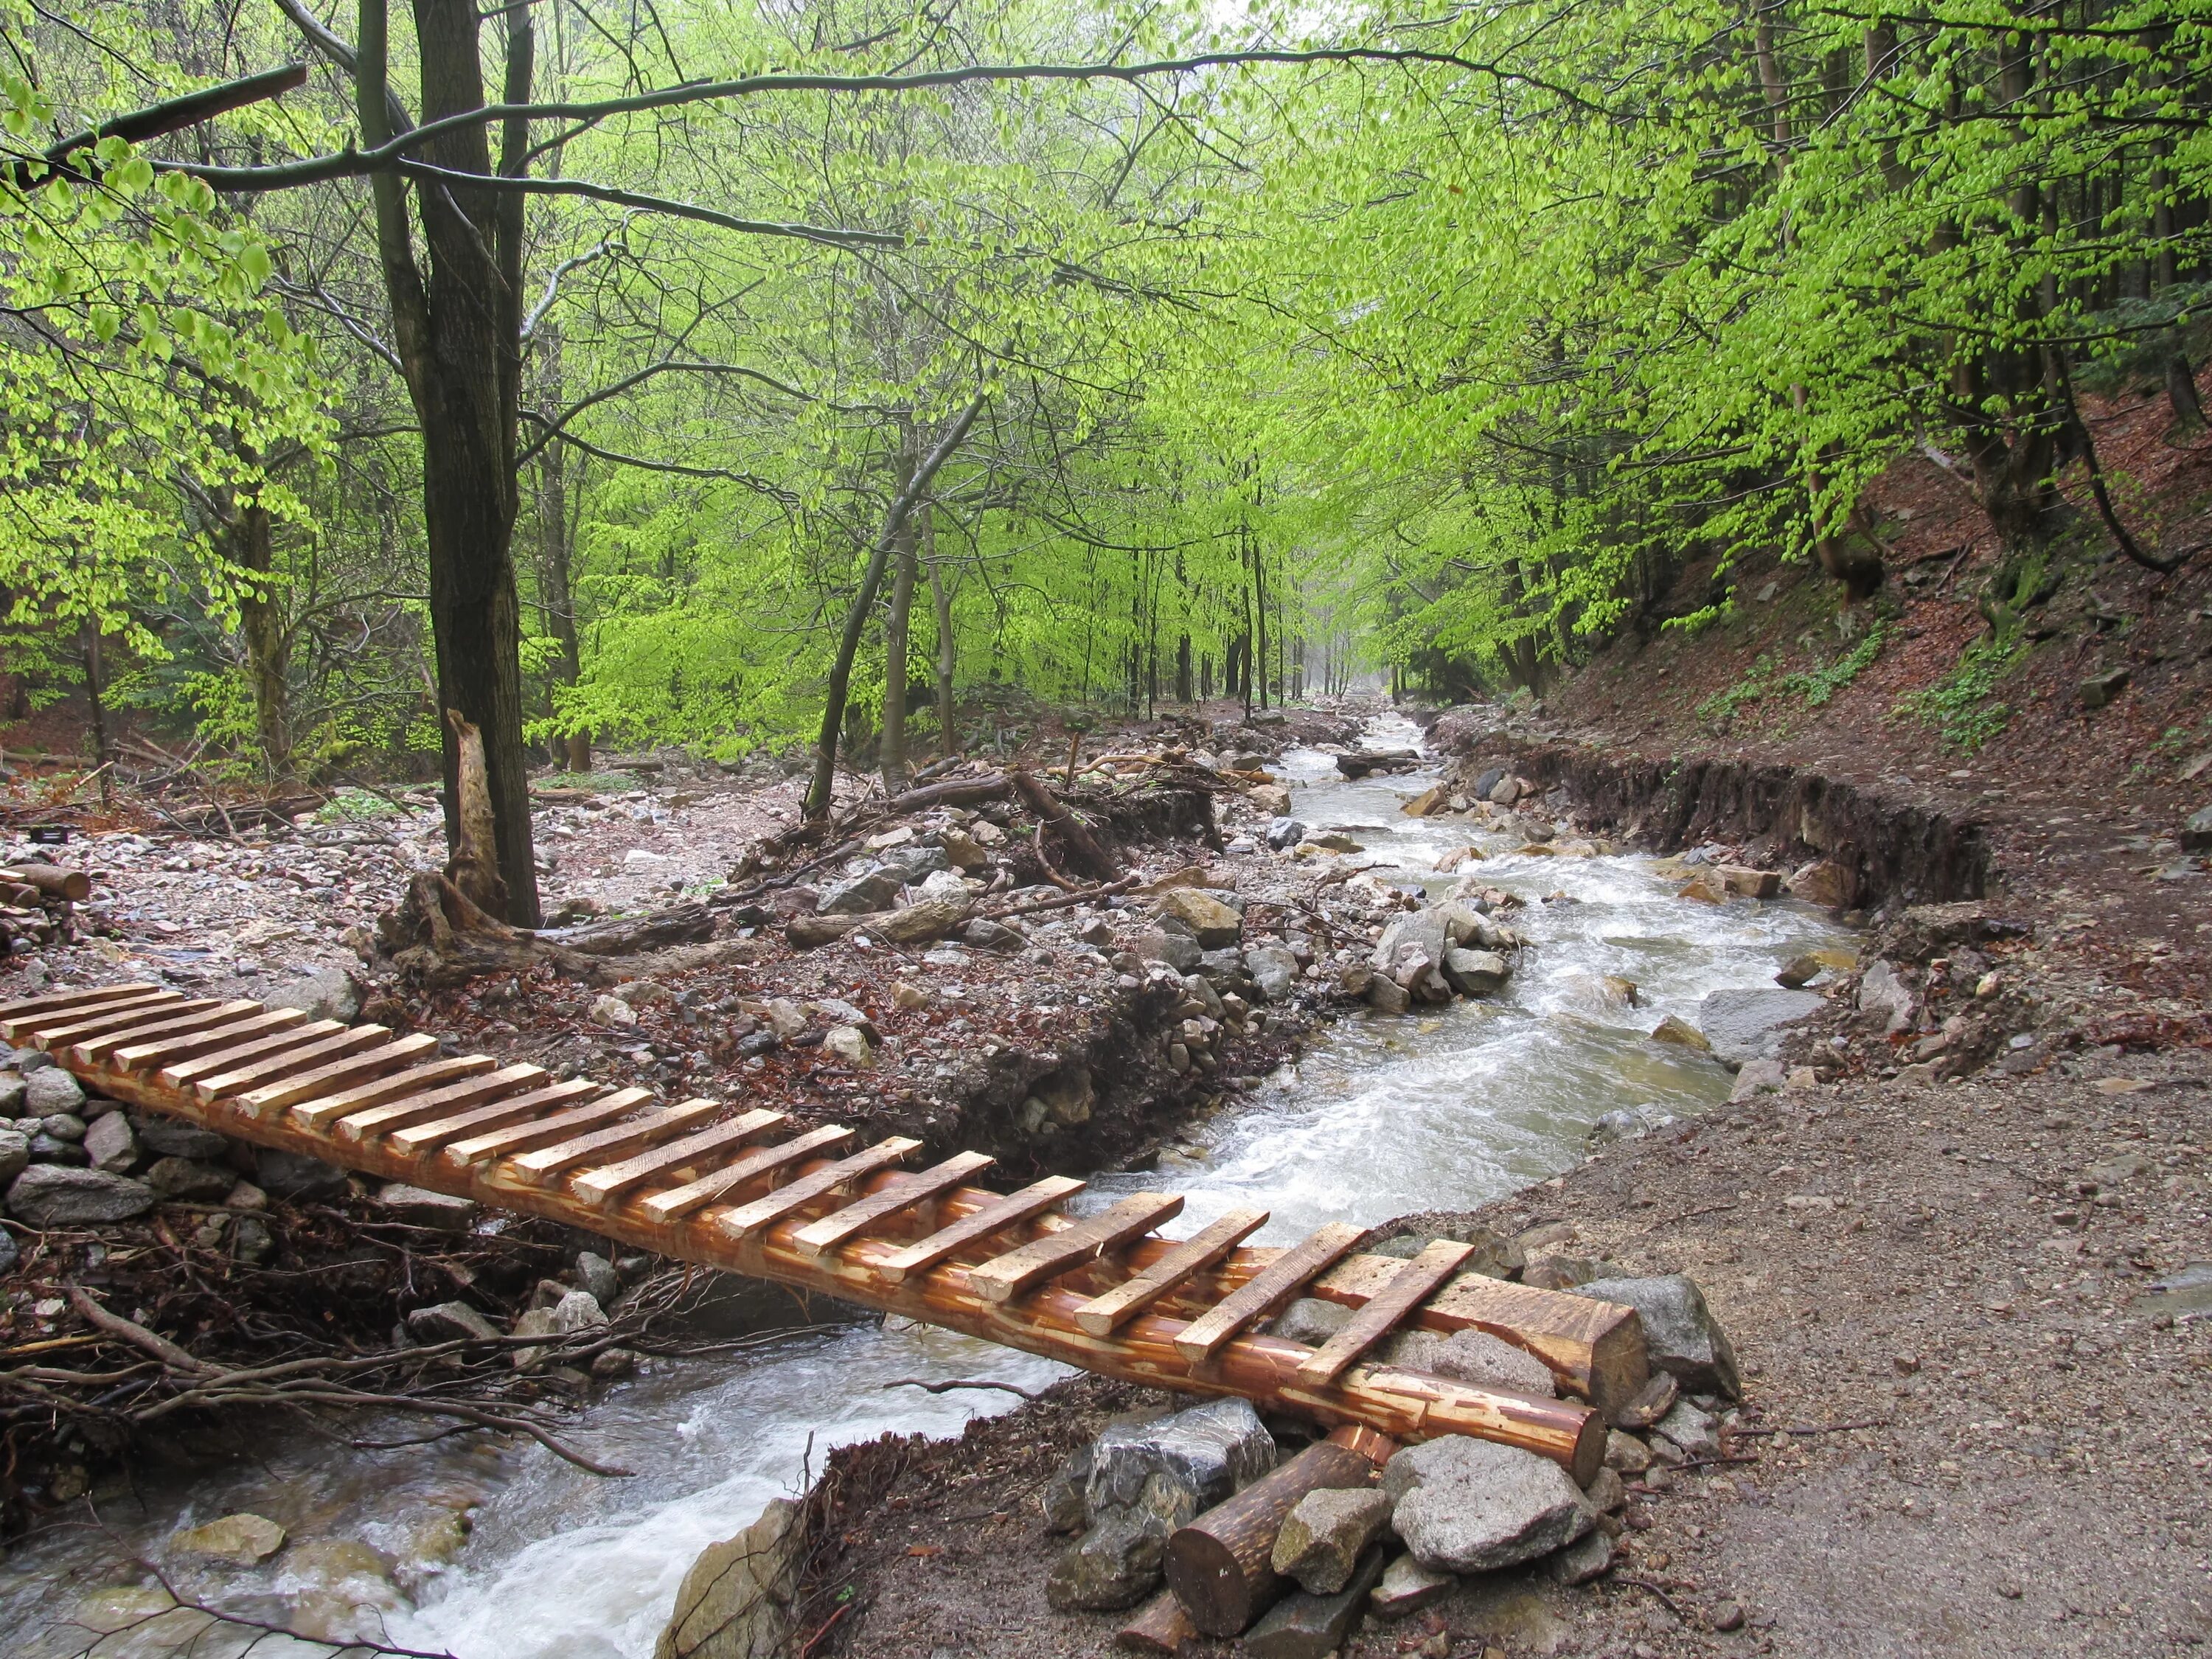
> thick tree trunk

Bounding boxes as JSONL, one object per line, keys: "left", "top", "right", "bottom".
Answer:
{"left": 232, "top": 499, "right": 293, "bottom": 781}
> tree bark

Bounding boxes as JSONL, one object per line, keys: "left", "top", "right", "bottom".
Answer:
{"left": 537, "top": 428, "right": 590, "bottom": 772}
{"left": 232, "top": 499, "right": 293, "bottom": 782}
{"left": 880, "top": 442, "right": 919, "bottom": 793}
{"left": 1011, "top": 766, "right": 1123, "bottom": 881}
{"left": 925, "top": 505, "right": 958, "bottom": 762}
{"left": 80, "top": 622, "right": 113, "bottom": 802}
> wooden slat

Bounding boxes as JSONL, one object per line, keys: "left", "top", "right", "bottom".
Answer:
{"left": 18, "top": 993, "right": 198, "bottom": 1047}
{"left": 385, "top": 1077, "right": 602, "bottom": 1155}
{"left": 877, "top": 1176, "right": 1087, "bottom": 1284}
{"left": 193, "top": 1024, "right": 393, "bottom": 1102}
{"left": 158, "top": 1020, "right": 346, "bottom": 1089}
{"left": 442, "top": 1087, "right": 653, "bottom": 1166}
{"left": 507, "top": 1097, "right": 717, "bottom": 1181}
{"left": 715, "top": 1137, "right": 922, "bottom": 1238}
{"left": 0, "top": 981, "right": 161, "bottom": 1026}
{"left": 229, "top": 1033, "right": 441, "bottom": 1118}
{"left": 277, "top": 1055, "right": 502, "bottom": 1131}
{"left": 791, "top": 1150, "right": 997, "bottom": 1258}
{"left": 1073, "top": 1208, "right": 1270, "bottom": 1336}
{"left": 105, "top": 1008, "right": 308, "bottom": 1072}
{"left": 69, "top": 1000, "right": 263, "bottom": 1063}
{"left": 1296, "top": 1238, "right": 1476, "bottom": 1385}
{"left": 570, "top": 1108, "right": 786, "bottom": 1206}
{"left": 967, "top": 1192, "right": 1186, "bottom": 1305}
{"left": 636, "top": 1124, "right": 856, "bottom": 1224}
{"left": 1174, "top": 1222, "right": 1366, "bottom": 1363}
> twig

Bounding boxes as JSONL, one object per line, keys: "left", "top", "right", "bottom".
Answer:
{"left": 796, "top": 1602, "right": 851, "bottom": 1659}
{"left": 984, "top": 875, "right": 1135, "bottom": 919}
{"left": 882, "top": 1377, "right": 1046, "bottom": 1401}
{"left": 1729, "top": 1419, "right": 1885, "bottom": 1438}
{"left": 1618, "top": 1576, "right": 1686, "bottom": 1622}
{"left": 1032, "top": 822, "right": 1079, "bottom": 891}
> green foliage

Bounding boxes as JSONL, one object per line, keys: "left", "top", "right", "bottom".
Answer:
{"left": 1893, "top": 638, "right": 2028, "bottom": 754}
{"left": 1696, "top": 658, "right": 1775, "bottom": 729}
{"left": 1777, "top": 623, "right": 1890, "bottom": 709}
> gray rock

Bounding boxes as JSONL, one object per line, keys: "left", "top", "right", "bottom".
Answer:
{"left": 1582, "top": 1467, "right": 1627, "bottom": 1513}
{"left": 256, "top": 1148, "right": 349, "bottom": 1202}
{"left": 1603, "top": 1430, "right": 1652, "bottom": 1474}
{"left": 1382, "top": 1435, "right": 1595, "bottom": 1573}
{"left": 1588, "top": 1105, "right": 1673, "bottom": 1145}
{"left": 1380, "top": 1327, "right": 1557, "bottom": 1397}
{"left": 1440, "top": 947, "right": 1511, "bottom": 996}
{"left": 1567, "top": 1274, "right": 1741, "bottom": 1399}
{"left": 875, "top": 844, "right": 951, "bottom": 883}
{"left": 2078, "top": 665, "right": 2129, "bottom": 708}
{"left": 130, "top": 1109, "right": 229, "bottom": 1161}
{"left": 144, "top": 1157, "right": 235, "bottom": 1201}
{"left": 552, "top": 1289, "right": 608, "bottom": 1333}
{"left": 0, "top": 1074, "right": 22, "bottom": 1113}
{"left": 1196, "top": 947, "right": 1254, "bottom": 990}
{"left": 38, "top": 1113, "right": 86, "bottom": 1143}
{"left": 1548, "top": 1528, "right": 1615, "bottom": 1585}
{"left": 1370, "top": 911, "right": 1450, "bottom": 977}
{"left": 231, "top": 1215, "right": 274, "bottom": 1263}
{"left": 816, "top": 870, "right": 902, "bottom": 914}
{"left": 1245, "top": 945, "right": 1300, "bottom": 1003}
{"left": 375, "top": 1182, "right": 479, "bottom": 1233}
{"left": 266, "top": 966, "right": 361, "bottom": 1023}
{"left": 509, "top": 1306, "right": 560, "bottom": 1371}
{"left": 1268, "top": 1296, "right": 1353, "bottom": 1346}
{"left": 80, "top": 1094, "right": 119, "bottom": 1120}
{"left": 2182, "top": 804, "right": 2212, "bottom": 854}
{"left": 1366, "top": 975, "right": 1411, "bottom": 1015}
{"left": 27, "top": 1133, "right": 86, "bottom": 1165}
{"left": 23, "top": 1068, "right": 84, "bottom": 1116}
{"left": 1856, "top": 959, "right": 1916, "bottom": 1035}
{"left": 10, "top": 1048, "right": 53, "bottom": 1073}
{"left": 1729, "top": 1059, "right": 1787, "bottom": 1102}
{"left": 1271, "top": 1486, "right": 1394, "bottom": 1594}
{"left": 1651, "top": 1399, "right": 1720, "bottom": 1459}
{"left": 654, "top": 1496, "right": 800, "bottom": 1659}
{"left": 0, "top": 1227, "right": 16, "bottom": 1276}
{"left": 1369, "top": 1551, "right": 1453, "bottom": 1619}
{"left": 1086, "top": 1397, "right": 1276, "bottom": 1518}
{"left": 407, "top": 1301, "right": 501, "bottom": 1344}
{"left": 1040, "top": 1443, "right": 1093, "bottom": 1534}
{"left": 0, "top": 1127, "right": 27, "bottom": 1185}
{"left": 1243, "top": 1546, "right": 1389, "bottom": 1659}
{"left": 1267, "top": 817, "right": 1307, "bottom": 851}
{"left": 1136, "top": 928, "right": 1203, "bottom": 973}
{"left": 1611, "top": 1369, "right": 1677, "bottom": 1430}
{"left": 961, "top": 917, "right": 1026, "bottom": 953}
{"left": 1046, "top": 1500, "right": 1175, "bottom": 1613}
{"left": 1695, "top": 987, "right": 1823, "bottom": 1068}
{"left": 82, "top": 1111, "right": 135, "bottom": 1173}
{"left": 5, "top": 1164, "right": 155, "bottom": 1225}
{"left": 574, "top": 1251, "right": 620, "bottom": 1307}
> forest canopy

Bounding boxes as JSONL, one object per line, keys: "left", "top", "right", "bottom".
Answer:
{"left": 1, "top": 0, "right": 2208, "bottom": 918}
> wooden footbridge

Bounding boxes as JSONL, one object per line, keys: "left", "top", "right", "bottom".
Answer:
{"left": 3, "top": 981, "right": 1648, "bottom": 1484}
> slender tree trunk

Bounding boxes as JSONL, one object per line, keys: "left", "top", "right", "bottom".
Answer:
{"left": 925, "top": 506, "right": 958, "bottom": 760}
{"left": 80, "top": 622, "right": 113, "bottom": 804}
{"left": 232, "top": 498, "right": 292, "bottom": 782}
{"left": 535, "top": 327, "right": 590, "bottom": 773}
{"left": 880, "top": 444, "right": 919, "bottom": 793}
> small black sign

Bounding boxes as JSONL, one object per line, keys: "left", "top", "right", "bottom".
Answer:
{"left": 26, "top": 825, "right": 69, "bottom": 845}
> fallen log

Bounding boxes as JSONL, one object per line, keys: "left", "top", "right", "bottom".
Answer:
{"left": 538, "top": 903, "right": 715, "bottom": 956}
{"left": 1165, "top": 1425, "right": 1394, "bottom": 1636}
{"left": 377, "top": 872, "right": 611, "bottom": 989}
{"left": 1012, "top": 766, "right": 1124, "bottom": 881}
{"left": 785, "top": 897, "right": 973, "bottom": 950}
{"left": 0, "top": 863, "right": 91, "bottom": 902}
{"left": 985, "top": 875, "right": 1135, "bottom": 919}
{"left": 1117, "top": 1589, "right": 1198, "bottom": 1655}
{"left": 883, "top": 773, "right": 1013, "bottom": 813}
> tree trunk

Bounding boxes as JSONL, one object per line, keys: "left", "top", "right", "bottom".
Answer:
{"left": 232, "top": 498, "right": 293, "bottom": 782}
{"left": 880, "top": 444, "right": 919, "bottom": 794}
{"left": 536, "top": 357, "right": 590, "bottom": 773}
{"left": 925, "top": 504, "right": 958, "bottom": 760}
{"left": 80, "top": 622, "right": 113, "bottom": 802}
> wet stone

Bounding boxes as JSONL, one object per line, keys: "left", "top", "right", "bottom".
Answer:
{"left": 174, "top": 1512, "right": 286, "bottom": 1564}
{"left": 1382, "top": 1435, "right": 1595, "bottom": 1573}
{"left": 23, "top": 1068, "right": 84, "bottom": 1116}
{"left": 144, "top": 1156, "right": 236, "bottom": 1201}
{"left": 1272, "top": 1486, "right": 1394, "bottom": 1595}
{"left": 1243, "top": 1546, "right": 1390, "bottom": 1659}
{"left": 6, "top": 1164, "right": 154, "bottom": 1224}
{"left": 1369, "top": 1552, "right": 1453, "bottom": 1620}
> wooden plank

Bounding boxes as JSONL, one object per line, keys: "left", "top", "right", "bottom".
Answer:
{"left": 441, "top": 1087, "right": 653, "bottom": 1166}
{"left": 967, "top": 1192, "right": 1186, "bottom": 1305}
{"left": 1173, "top": 1222, "right": 1365, "bottom": 1363}
{"left": 876, "top": 1176, "right": 1085, "bottom": 1284}
{"left": 0, "top": 981, "right": 161, "bottom": 1026}
{"left": 715, "top": 1137, "right": 922, "bottom": 1238}
{"left": 275, "top": 1055, "right": 502, "bottom": 1132}
{"left": 636, "top": 1124, "right": 855, "bottom": 1224}
{"left": 507, "top": 1097, "right": 718, "bottom": 1181}
{"left": 1296, "top": 1238, "right": 1476, "bottom": 1385}
{"left": 105, "top": 1008, "right": 308, "bottom": 1072}
{"left": 570, "top": 1108, "right": 786, "bottom": 1206}
{"left": 193, "top": 1024, "right": 393, "bottom": 1101}
{"left": 384, "top": 1077, "right": 602, "bottom": 1155}
{"left": 19, "top": 993, "right": 199, "bottom": 1048}
{"left": 158, "top": 1020, "right": 346, "bottom": 1089}
{"left": 227, "top": 1033, "right": 441, "bottom": 1118}
{"left": 69, "top": 1000, "right": 263, "bottom": 1063}
{"left": 790, "top": 1150, "right": 997, "bottom": 1259}
{"left": 1073, "top": 1208, "right": 1269, "bottom": 1337}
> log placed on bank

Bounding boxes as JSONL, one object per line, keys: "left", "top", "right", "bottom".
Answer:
{"left": 0, "top": 863, "right": 91, "bottom": 902}
{"left": 1165, "top": 1425, "right": 1394, "bottom": 1636}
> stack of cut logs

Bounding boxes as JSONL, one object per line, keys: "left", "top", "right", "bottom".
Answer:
{"left": 0, "top": 862, "right": 91, "bottom": 956}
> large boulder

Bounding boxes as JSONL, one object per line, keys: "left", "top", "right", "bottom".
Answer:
{"left": 1567, "top": 1273, "right": 1740, "bottom": 1399}
{"left": 1440, "top": 948, "right": 1511, "bottom": 997}
{"left": 1382, "top": 1436, "right": 1594, "bottom": 1573}
{"left": 1696, "top": 987, "right": 1822, "bottom": 1068}
{"left": 1152, "top": 890, "right": 1242, "bottom": 949}
{"left": 1244, "top": 945, "right": 1300, "bottom": 1004}
{"left": 815, "top": 870, "right": 902, "bottom": 914}
{"left": 266, "top": 966, "right": 361, "bottom": 1023}
{"left": 655, "top": 1498, "right": 801, "bottom": 1659}
{"left": 6, "top": 1165, "right": 155, "bottom": 1225}
{"left": 1786, "top": 858, "right": 1855, "bottom": 909}
{"left": 24, "top": 1068, "right": 85, "bottom": 1116}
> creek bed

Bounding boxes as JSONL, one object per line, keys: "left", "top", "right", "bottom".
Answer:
{"left": 1, "top": 717, "right": 1853, "bottom": 1659}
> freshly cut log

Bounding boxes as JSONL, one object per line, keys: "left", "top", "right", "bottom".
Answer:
{"left": 223, "top": 1033, "right": 441, "bottom": 1117}
{"left": 967, "top": 1192, "right": 1184, "bottom": 1304}
{"left": 714, "top": 1137, "right": 922, "bottom": 1237}
{"left": 1296, "top": 1238, "right": 1474, "bottom": 1385}
{"left": 507, "top": 1098, "right": 719, "bottom": 1181}
{"left": 276, "top": 1056, "right": 506, "bottom": 1132}
{"left": 875, "top": 1175, "right": 1085, "bottom": 1283}
{"left": 0, "top": 981, "right": 160, "bottom": 1027}
{"left": 1074, "top": 1208, "right": 1268, "bottom": 1336}
{"left": 158, "top": 1020, "right": 346, "bottom": 1089}
{"left": 69, "top": 1000, "right": 261, "bottom": 1063}
{"left": 637, "top": 1124, "right": 856, "bottom": 1224}
{"left": 383, "top": 1077, "right": 602, "bottom": 1154}
{"left": 0, "top": 863, "right": 92, "bottom": 900}
{"left": 440, "top": 1087, "right": 652, "bottom": 1165}
{"left": 1164, "top": 1425, "right": 1394, "bottom": 1636}
{"left": 1116, "top": 1588, "right": 1198, "bottom": 1655}
{"left": 20, "top": 993, "right": 195, "bottom": 1048}
{"left": 791, "top": 1150, "right": 996, "bottom": 1257}
{"left": 107, "top": 1009, "right": 307, "bottom": 1071}
{"left": 193, "top": 1024, "right": 397, "bottom": 1101}
{"left": 570, "top": 1108, "right": 787, "bottom": 1206}
{"left": 1174, "top": 1222, "right": 1364, "bottom": 1362}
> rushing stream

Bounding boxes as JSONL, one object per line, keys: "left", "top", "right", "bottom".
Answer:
{"left": 2, "top": 716, "right": 1853, "bottom": 1659}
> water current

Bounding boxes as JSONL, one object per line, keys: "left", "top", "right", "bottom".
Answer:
{"left": 1, "top": 715, "right": 1853, "bottom": 1659}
